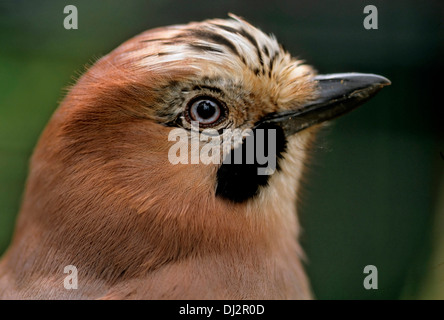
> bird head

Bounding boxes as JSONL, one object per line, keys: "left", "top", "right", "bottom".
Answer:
{"left": 1, "top": 14, "right": 390, "bottom": 299}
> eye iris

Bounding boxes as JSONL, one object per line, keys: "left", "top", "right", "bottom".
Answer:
{"left": 196, "top": 101, "right": 216, "bottom": 119}
{"left": 189, "top": 98, "right": 222, "bottom": 125}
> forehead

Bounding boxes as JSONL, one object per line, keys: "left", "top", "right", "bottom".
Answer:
{"left": 104, "top": 15, "right": 316, "bottom": 110}
{"left": 113, "top": 15, "right": 286, "bottom": 77}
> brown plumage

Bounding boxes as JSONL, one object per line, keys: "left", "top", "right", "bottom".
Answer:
{"left": 0, "top": 15, "right": 389, "bottom": 299}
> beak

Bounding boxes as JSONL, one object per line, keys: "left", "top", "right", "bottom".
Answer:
{"left": 256, "top": 73, "right": 391, "bottom": 136}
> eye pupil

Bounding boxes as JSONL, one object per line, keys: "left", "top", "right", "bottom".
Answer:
{"left": 196, "top": 101, "right": 216, "bottom": 119}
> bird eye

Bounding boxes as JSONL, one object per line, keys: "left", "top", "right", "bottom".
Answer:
{"left": 186, "top": 97, "right": 226, "bottom": 127}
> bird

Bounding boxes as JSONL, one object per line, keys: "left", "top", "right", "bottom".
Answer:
{"left": 0, "top": 14, "right": 390, "bottom": 299}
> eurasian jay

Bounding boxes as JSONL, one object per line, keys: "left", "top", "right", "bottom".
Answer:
{"left": 0, "top": 15, "right": 389, "bottom": 299}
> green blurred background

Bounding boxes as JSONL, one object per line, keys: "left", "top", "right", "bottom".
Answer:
{"left": 0, "top": 0, "right": 443, "bottom": 299}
